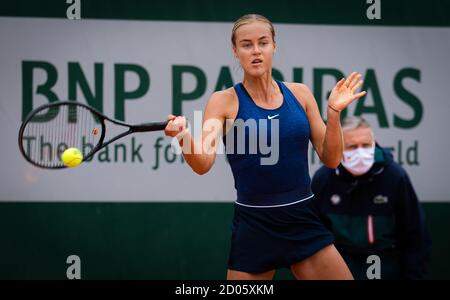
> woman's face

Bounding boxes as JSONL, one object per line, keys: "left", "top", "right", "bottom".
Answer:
{"left": 233, "top": 21, "right": 276, "bottom": 78}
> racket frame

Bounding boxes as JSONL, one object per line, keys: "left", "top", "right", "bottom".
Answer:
{"left": 18, "top": 101, "right": 168, "bottom": 169}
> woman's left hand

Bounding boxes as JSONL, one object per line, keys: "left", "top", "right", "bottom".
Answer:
{"left": 328, "top": 72, "right": 367, "bottom": 112}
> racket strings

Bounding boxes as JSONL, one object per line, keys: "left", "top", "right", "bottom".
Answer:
{"left": 21, "top": 103, "right": 102, "bottom": 168}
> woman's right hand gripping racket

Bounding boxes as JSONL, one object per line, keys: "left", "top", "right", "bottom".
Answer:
{"left": 18, "top": 101, "right": 169, "bottom": 169}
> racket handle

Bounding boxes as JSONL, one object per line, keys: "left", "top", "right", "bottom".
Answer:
{"left": 133, "top": 121, "right": 168, "bottom": 132}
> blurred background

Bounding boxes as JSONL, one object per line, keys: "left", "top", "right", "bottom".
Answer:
{"left": 0, "top": 0, "right": 449, "bottom": 279}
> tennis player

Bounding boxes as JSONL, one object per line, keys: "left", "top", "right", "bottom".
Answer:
{"left": 165, "top": 14, "right": 366, "bottom": 280}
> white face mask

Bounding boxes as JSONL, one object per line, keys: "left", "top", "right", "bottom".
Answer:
{"left": 341, "top": 145, "right": 375, "bottom": 176}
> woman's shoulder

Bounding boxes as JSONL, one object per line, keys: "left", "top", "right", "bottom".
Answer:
{"left": 282, "top": 82, "right": 313, "bottom": 110}
{"left": 205, "top": 87, "right": 238, "bottom": 118}
{"left": 212, "top": 86, "right": 236, "bottom": 98}
{"left": 208, "top": 87, "right": 237, "bottom": 105}
{"left": 283, "top": 82, "right": 313, "bottom": 96}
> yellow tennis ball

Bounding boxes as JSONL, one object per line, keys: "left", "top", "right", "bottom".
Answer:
{"left": 62, "top": 148, "right": 83, "bottom": 167}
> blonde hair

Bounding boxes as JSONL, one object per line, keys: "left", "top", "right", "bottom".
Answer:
{"left": 342, "top": 116, "right": 372, "bottom": 131}
{"left": 231, "top": 14, "right": 275, "bottom": 47}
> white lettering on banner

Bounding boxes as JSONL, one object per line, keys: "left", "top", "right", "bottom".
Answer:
{"left": 0, "top": 18, "right": 449, "bottom": 202}
{"left": 66, "top": 0, "right": 81, "bottom": 20}
{"left": 66, "top": 255, "right": 81, "bottom": 280}
{"left": 366, "top": 0, "right": 381, "bottom": 20}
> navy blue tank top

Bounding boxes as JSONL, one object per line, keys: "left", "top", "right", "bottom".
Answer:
{"left": 223, "top": 80, "right": 313, "bottom": 207}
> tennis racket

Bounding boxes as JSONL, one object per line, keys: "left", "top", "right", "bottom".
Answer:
{"left": 18, "top": 101, "right": 168, "bottom": 169}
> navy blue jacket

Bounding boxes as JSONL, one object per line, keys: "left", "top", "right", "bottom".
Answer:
{"left": 311, "top": 145, "right": 431, "bottom": 279}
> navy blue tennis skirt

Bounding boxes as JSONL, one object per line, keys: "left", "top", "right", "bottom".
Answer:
{"left": 227, "top": 197, "right": 335, "bottom": 273}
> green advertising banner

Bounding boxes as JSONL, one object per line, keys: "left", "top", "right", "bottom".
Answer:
{"left": 1, "top": 17, "right": 449, "bottom": 202}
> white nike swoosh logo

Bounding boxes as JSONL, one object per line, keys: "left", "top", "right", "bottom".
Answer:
{"left": 268, "top": 114, "right": 279, "bottom": 119}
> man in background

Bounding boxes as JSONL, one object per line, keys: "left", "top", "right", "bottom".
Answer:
{"left": 311, "top": 116, "right": 431, "bottom": 279}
